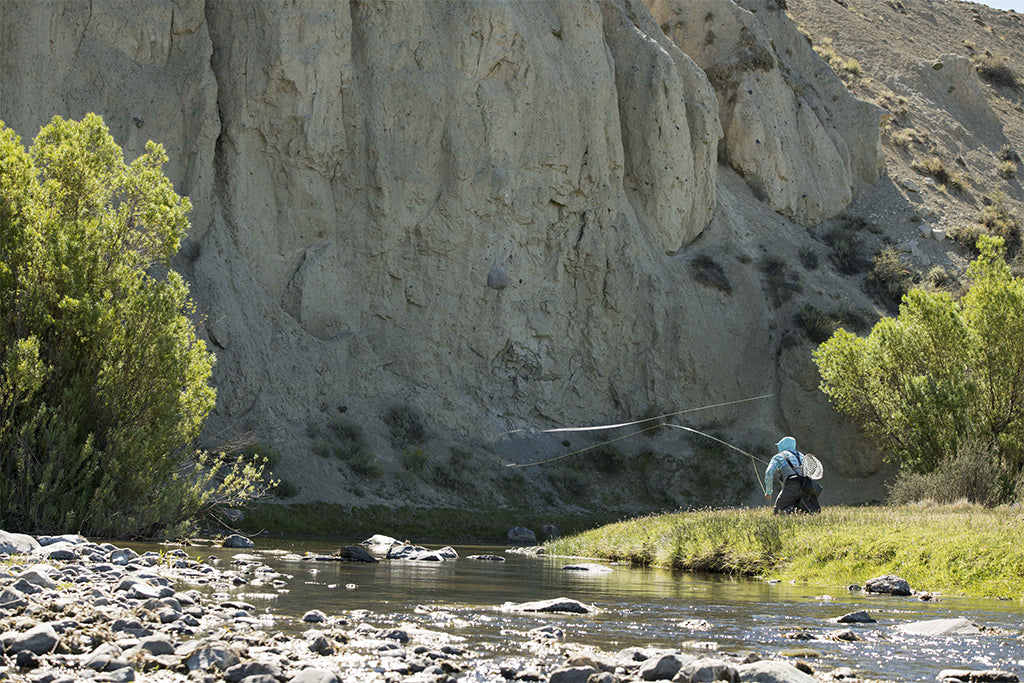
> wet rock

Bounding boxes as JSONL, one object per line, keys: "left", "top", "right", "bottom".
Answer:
{"left": 828, "top": 629, "right": 862, "bottom": 642}
{"left": 679, "top": 619, "right": 712, "bottom": 631}
{"left": 528, "top": 625, "right": 564, "bottom": 640}
{"left": 638, "top": 653, "right": 691, "bottom": 680}
{"left": 437, "top": 546, "right": 458, "bottom": 559}
{"left": 222, "top": 534, "right": 255, "bottom": 549}
{"left": 468, "top": 555, "right": 506, "bottom": 562}
{"left": 505, "top": 597, "right": 597, "bottom": 614}
{"left": 835, "top": 610, "right": 876, "bottom": 624}
{"left": 1, "top": 623, "right": 60, "bottom": 654}
{"left": 548, "top": 666, "right": 598, "bottom": 683}
{"left": 898, "top": 618, "right": 981, "bottom": 636}
{"left": 302, "top": 609, "right": 327, "bottom": 623}
{"left": 829, "top": 667, "right": 857, "bottom": 680}
{"left": 507, "top": 527, "right": 537, "bottom": 545}
{"left": 864, "top": 574, "right": 911, "bottom": 596}
{"left": 676, "top": 657, "right": 738, "bottom": 682}
{"left": 335, "top": 546, "right": 379, "bottom": 563}
{"left": 736, "top": 660, "right": 818, "bottom": 682}
{"left": 0, "top": 530, "right": 40, "bottom": 555}
{"left": 361, "top": 533, "right": 400, "bottom": 549}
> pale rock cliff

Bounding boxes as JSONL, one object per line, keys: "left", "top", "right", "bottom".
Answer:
{"left": 0, "top": 0, "right": 890, "bottom": 511}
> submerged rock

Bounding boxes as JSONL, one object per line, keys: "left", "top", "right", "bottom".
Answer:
{"left": 899, "top": 618, "right": 982, "bottom": 636}
{"left": 222, "top": 534, "right": 254, "bottom": 549}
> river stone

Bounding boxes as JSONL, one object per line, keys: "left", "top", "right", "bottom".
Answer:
{"left": 222, "top": 534, "right": 255, "bottom": 549}
{"left": 835, "top": 610, "right": 876, "bottom": 624}
{"left": 437, "top": 546, "right": 458, "bottom": 559}
{"left": 506, "top": 597, "right": 597, "bottom": 614}
{"left": 103, "top": 667, "right": 136, "bottom": 682}
{"left": 302, "top": 609, "right": 327, "bottom": 623}
{"left": 507, "top": 526, "right": 537, "bottom": 545}
{"left": 736, "top": 660, "right": 818, "bottom": 682}
{"left": 37, "top": 534, "right": 88, "bottom": 546}
{"left": 898, "top": 617, "right": 981, "bottom": 636}
{"left": 84, "top": 643, "right": 127, "bottom": 671}
{"left": 549, "top": 666, "right": 599, "bottom": 683}
{"left": 185, "top": 643, "right": 240, "bottom": 671}
{"left": 1, "top": 623, "right": 60, "bottom": 654}
{"left": 639, "top": 653, "right": 692, "bottom": 680}
{"left": 487, "top": 267, "right": 509, "bottom": 290}
{"left": 35, "top": 542, "right": 79, "bottom": 561}
{"left": 224, "top": 661, "right": 284, "bottom": 682}
{"left": 0, "top": 530, "right": 40, "bottom": 555}
{"left": 677, "top": 657, "right": 739, "bottom": 683}
{"left": 468, "top": 554, "right": 506, "bottom": 562}
{"left": 108, "top": 548, "right": 138, "bottom": 565}
{"left": 17, "top": 565, "right": 57, "bottom": 589}
{"left": 15, "top": 649, "right": 40, "bottom": 669}
{"left": 939, "top": 669, "right": 1019, "bottom": 682}
{"left": 336, "top": 546, "right": 378, "bottom": 563}
{"left": 134, "top": 633, "right": 175, "bottom": 656}
{"left": 290, "top": 669, "right": 342, "bottom": 683}
{"left": 864, "top": 574, "right": 911, "bottom": 596}
{"left": 0, "top": 587, "right": 28, "bottom": 611}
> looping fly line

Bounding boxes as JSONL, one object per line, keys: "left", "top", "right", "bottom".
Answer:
{"left": 502, "top": 393, "right": 775, "bottom": 496}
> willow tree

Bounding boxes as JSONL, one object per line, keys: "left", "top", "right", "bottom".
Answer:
{"left": 814, "top": 235, "right": 1024, "bottom": 481}
{"left": 0, "top": 114, "right": 264, "bottom": 536}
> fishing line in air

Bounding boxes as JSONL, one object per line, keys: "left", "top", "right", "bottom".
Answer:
{"left": 501, "top": 394, "right": 774, "bottom": 495}
{"left": 498, "top": 393, "right": 774, "bottom": 438}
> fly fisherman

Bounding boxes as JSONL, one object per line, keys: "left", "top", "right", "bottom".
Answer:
{"left": 764, "top": 436, "right": 822, "bottom": 514}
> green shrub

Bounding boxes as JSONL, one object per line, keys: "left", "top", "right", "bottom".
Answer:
{"left": 815, "top": 236, "right": 1024, "bottom": 478}
{"left": 865, "top": 246, "right": 917, "bottom": 312}
{"left": 690, "top": 254, "right": 732, "bottom": 293}
{"left": 911, "top": 156, "right": 964, "bottom": 190}
{"left": 798, "top": 247, "right": 819, "bottom": 270}
{"left": 998, "top": 160, "right": 1018, "bottom": 179}
{"left": 887, "top": 441, "right": 1010, "bottom": 506}
{"left": 0, "top": 114, "right": 265, "bottom": 537}
{"left": 822, "top": 226, "right": 870, "bottom": 275}
{"left": 402, "top": 447, "right": 429, "bottom": 472}
{"left": 795, "top": 304, "right": 838, "bottom": 344}
{"left": 384, "top": 404, "right": 427, "bottom": 447}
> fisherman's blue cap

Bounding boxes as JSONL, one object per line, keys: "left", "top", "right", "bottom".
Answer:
{"left": 777, "top": 436, "right": 797, "bottom": 452}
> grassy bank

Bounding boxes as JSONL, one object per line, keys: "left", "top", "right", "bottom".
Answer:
{"left": 545, "top": 504, "right": 1024, "bottom": 599}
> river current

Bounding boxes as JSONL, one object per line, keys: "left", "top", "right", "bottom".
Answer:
{"left": 136, "top": 539, "right": 1024, "bottom": 682}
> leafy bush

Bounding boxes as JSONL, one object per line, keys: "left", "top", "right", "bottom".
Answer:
{"left": 887, "top": 441, "right": 1011, "bottom": 506}
{"left": 0, "top": 114, "right": 266, "bottom": 537}
{"left": 815, "top": 236, "right": 1024, "bottom": 480}
{"left": 821, "top": 226, "right": 870, "bottom": 275}
{"left": 911, "top": 156, "right": 964, "bottom": 190}
{"left": 795, "top": 305, "right": 838, "bottom": 344}
{"left": 865, "top": 246, "right": 917, "bottom": 312}
{"left": 384, "top": 404, "right": 427, "bottom": 447}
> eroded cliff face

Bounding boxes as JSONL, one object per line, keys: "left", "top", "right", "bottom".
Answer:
{"left": 0, "top": 0, "right": 886, "bottom": 508}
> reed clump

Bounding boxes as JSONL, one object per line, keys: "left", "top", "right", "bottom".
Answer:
{"left": 545, "top": 505, "right": 1024, "bottom": 598}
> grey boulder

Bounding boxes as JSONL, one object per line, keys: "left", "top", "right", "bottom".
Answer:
{"left": 864, "top": 574, "right": 912, "bottom": 596}
{"left": 1, "top": 622, "right": 59, "bottom": 654}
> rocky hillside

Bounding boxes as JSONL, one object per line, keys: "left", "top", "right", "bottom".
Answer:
{"left": 0, "top": 0, "right": 1021, "bottom": 522}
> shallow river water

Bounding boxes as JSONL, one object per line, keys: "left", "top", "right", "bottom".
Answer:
{"left": 138, "top": 539, "right": 1024, "bottom": 682}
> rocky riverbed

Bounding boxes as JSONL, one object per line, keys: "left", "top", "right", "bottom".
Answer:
{"left": 0, "top": 531, "right": 1017, "bottom": 683}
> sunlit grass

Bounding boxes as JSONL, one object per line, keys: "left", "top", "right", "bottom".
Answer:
{"left": 546, "top": 505, "right": 1024, "bottom": 598}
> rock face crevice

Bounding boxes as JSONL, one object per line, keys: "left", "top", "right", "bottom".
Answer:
{"left": 0, "top": 0, "right": 890, "bottom": 506}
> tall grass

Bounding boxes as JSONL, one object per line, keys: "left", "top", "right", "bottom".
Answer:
{"left": 546, "top": 506, "right": 1024, "bottom": 598}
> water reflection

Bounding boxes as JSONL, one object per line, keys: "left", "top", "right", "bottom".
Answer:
{"left": 139, "top": 540, "right": 1024, "bottom": 681}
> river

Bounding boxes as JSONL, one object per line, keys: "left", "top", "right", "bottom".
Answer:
{"left": 135, "top": 538, "right": 1024, "bottom": 681}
